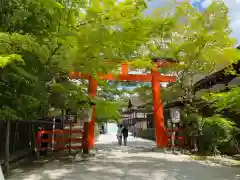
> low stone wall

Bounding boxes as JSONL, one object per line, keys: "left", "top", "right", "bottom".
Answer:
{"left": 137, "top": 128, "right": 185, "bottom": 147}
{"left": 138, "top": 128, "right": 156, "bottom": 141}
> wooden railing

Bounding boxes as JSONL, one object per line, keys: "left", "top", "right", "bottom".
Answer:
{"left": 36, "top": 129, "right": 84, "bottom": 152}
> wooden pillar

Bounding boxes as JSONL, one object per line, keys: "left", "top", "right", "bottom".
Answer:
{"left": 88, "top": 76, "right": 98, "bottom": 149}
{"left": 151, "top": 66, "right": 168, "bottom": 148}
{"left": 121, "top": 63, "right": 128, "bottom": 75}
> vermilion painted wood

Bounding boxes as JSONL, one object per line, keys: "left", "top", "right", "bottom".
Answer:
{"left": 102, "top": 60, "right": 175, "bottom": 68}
{"left": 121, "top": 63, "right": 128, "bottom": 75}
{"left": 37, "top": 129, "right": 84, "bottom": 151}
{"left": 69, "top": 73, "right": 176, "bottom": 82}
{"left": 41, "top": 138, "right": 83, "bottom": 143}
{"left": 38, "top": 146, "right": 83, "bottom": 151}
{"left": 87, "top": 76, "right": 98, "bottom": 149}
{"left": 39, "top": 129, "right": 84, "bottom": 134}
{"left": 69, "top": 62, "right": 177, "bottom": 148}
{"left": 56, "top": 146, "right": 83, "bottom": 150}
{"left": 151, "top": 65, "right": 169, "bottom": 147}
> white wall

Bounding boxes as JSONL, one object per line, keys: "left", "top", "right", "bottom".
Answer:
{"left": 106, "top": 123, "right": 118, "bottom": 134}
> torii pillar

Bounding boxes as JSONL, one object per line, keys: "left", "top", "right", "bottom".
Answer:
{"left": 152, "top": 64, "right": 168, "bottom": 147}
{"left": 87, "top": 76, "right": 98, "bottom": 149}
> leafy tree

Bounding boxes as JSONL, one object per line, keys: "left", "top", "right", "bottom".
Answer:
{"left": 0, "top": 0, "right": 238, "bottom": 125}
{"left": 0, "top": 0, "right": 83, "bottom": 120}
{"left": 134, "top": 1, "right": 240, "bottom": 111}
{"left": 127, "top": 1, "right": 240, "bottom": 154}
{"left": 199, "top": 115, "right": 239, "bottom": 154}
{"left": 203, "top": 86, "right": 240, "bottom": 113}
{"left": 0, "top": 0, "right": 155, "bottom": 121}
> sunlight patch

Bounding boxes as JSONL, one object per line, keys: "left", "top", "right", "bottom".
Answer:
{"left": 43, "top": 169, "right": 74, "bottom": 179}
{"left": 22, "top": 174, "right": 42, "bottom": 180}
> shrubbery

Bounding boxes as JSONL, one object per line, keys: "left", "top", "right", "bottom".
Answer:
{"left": 134, "top": 111, "right": 240, "bottom": 155}
{"left": 199, "top": 115, "right": 240, "bottom": 155}
{"left": 183, "top": 112, "right": 240, "bottom": 155}
{"left": 145, "top": 112, "right": 240, "bottom": 155}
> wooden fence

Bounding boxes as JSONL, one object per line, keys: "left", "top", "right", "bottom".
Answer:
{"left": 0, "top": 120, "right": 61, "bottom": 171}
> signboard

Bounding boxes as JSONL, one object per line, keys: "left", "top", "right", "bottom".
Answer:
{"left": 170, "top": 108, "right": 180, "bottom": 123}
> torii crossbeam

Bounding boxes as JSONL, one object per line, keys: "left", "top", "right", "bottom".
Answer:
{"left": 69, "top": 60, "right": 177, "bottom": 149}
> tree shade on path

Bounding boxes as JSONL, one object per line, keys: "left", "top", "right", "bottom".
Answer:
{"left": 8, "top": 134, "right": 240, "bottom": 180}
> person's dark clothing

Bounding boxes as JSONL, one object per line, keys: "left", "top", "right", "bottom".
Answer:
{"left": 122, "top": 127, "right": 128, "bottom": 146}
{"left": 123, "top": 136, "right": 127, "bottom": 146}
{"left": 101, "top": 125, "right": 104, "bottom": 134}
{"left": 122, "top": 127, "right": 128, "bottom": 137}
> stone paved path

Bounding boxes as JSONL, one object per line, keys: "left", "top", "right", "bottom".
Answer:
{"left": 8, "top": 134, "right": 240, "bottom": 180}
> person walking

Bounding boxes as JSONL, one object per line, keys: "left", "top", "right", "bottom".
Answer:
{"left": 101, "top": 124, "right": 105, "bottom": 134}
{"left": 122, "top": 126, "right": 128, "bottom": 146}
{"left": 117, "top": 124, "right": 123, "bottom": 145}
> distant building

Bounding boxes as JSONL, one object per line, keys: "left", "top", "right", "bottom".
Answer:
{"left": 121, "top": 96, "right": 154, "bottom": 130}
{"left": 164, "top": 46, "right": 240, "bottom": 126}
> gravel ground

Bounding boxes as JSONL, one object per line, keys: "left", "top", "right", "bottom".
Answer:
{"left": 7, "top": 134, "right": 240, "bottom": 180}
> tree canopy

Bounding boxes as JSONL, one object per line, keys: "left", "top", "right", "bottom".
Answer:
{"left": 0, "top": 0, "right": 154, "bottom": 121}
{"left": 133, "top": 1, "right": 240, "bottom": 111}
{"left": 0, "top": 0, "right": 239, "bottom": 123}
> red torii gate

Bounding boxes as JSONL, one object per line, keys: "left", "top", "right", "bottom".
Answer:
{"left": 69, "top": 60, "right": 176, "bottom": 149}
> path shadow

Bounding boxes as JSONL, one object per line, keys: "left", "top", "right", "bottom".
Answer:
{"left": 7, "top": 135, "right": 240, "bottom": 180}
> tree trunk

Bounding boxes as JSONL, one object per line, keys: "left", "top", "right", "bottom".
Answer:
{"left": 4, "top": 120, "right": 10, "bottom": 177}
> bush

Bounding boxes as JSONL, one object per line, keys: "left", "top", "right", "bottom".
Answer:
{"left": 199, "top": 115, "right": 239, "bottom": 154}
